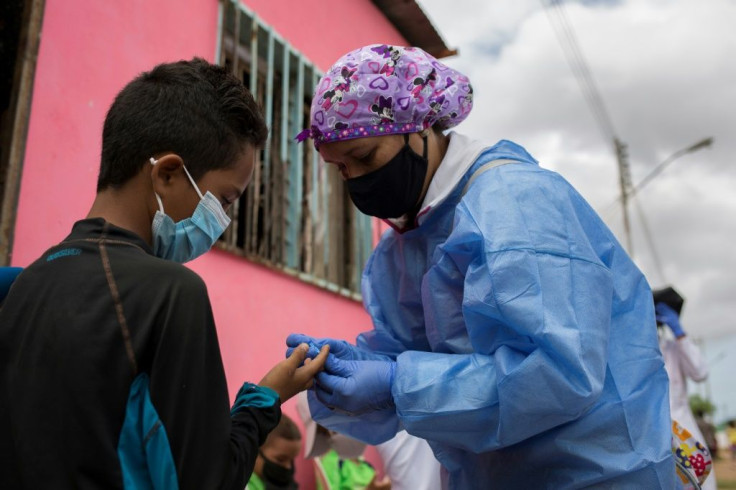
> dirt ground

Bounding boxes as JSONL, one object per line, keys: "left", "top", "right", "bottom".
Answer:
{"left": 714, "top": 456, "right": 736, "bottom": 488}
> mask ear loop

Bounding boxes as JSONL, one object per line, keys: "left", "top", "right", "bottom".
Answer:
{"left": 150, "top": 157, "right": 165, "bottom": 213}
{"left": 404, "top": 132, "right": 429, "bottom": 160}
{"left": 180, "top": 165, "right": 204, "bottom": 200}
{"left": 150, "top": 156, "right": 205, "bottom": 203}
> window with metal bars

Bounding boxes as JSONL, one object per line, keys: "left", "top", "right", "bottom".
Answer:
{"left": 216, "top": 0, "right": 373, "bottom": 299}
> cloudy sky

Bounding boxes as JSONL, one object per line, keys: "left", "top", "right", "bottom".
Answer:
{"left": 417, "top": 0, "right": 736, "bottom": 342}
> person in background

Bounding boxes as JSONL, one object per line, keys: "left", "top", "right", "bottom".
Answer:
{"left": 727, "top": 420, "right": 736, "bottom": 463}
{"left": 694, "top": 409, "right": 718, "bottom": 459}
{"left": 247, "top": 414, "right": 301, "bottom": 490}
{"left": 0, "top": 58, "right": 328, "bottom": 489}
{"left": 296, "top": 393, "right": 391, "bottom": 490}
{"left": 654, "top": 286, "right": 715, "bottom": 489}
{"left": 374, "top": 430, "right": 441, "bottom": 490}
{"left": 288, "top": 44, "right": 675, "bottom": 488}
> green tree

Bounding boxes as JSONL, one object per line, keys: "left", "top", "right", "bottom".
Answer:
{"left": 689, "top": 394, "right": 716, "bottom": 416}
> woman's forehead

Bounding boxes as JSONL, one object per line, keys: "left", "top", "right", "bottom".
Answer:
{"left": 319, "top": 135, "right": 394, "bottom": 159}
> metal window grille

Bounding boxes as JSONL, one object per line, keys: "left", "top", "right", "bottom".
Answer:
{"left": 216, "top": 0, "right": 373, "bottom": 299}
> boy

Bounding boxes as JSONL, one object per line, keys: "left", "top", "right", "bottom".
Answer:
{"left": 0, "top": 58, "right": 327, "bottom": 489}
{"left": 247, "top": 414, "right": 301, "bottom": 490}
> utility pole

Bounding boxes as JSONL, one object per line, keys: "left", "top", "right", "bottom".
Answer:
{"left": 614, "top": 138, "right": 633, "bottom": 254}
{"left": 609, "top": 137, "right": 713, "bottom": 256}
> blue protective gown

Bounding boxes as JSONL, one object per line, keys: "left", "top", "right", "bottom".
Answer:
{"left": 309, "top": 136, "right": 676, "bottom": 489}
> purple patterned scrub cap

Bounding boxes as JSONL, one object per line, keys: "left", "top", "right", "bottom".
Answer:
{"left": 296, "top": 44, "right": 473, "bottom": 148}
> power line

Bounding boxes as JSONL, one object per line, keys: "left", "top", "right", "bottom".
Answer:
{"left": 553, "top": 1, "right": 616, "bottom": 140}
{"left": 540, "top": 2, "right": 714, "bottom": 276}
{"left": 540, "top": 0, "right": 638, "bottom": 256}
{"left": 540, "top": 0, "right": 617, "bottom": 145}
{"left": 630, "top": 194, "right": 667, "bottom": 284}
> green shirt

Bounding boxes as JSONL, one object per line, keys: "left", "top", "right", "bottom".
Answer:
{"left": 246, "top": 473, "right": 265, "bottom": 490}
{"left": 315, "top": 449, "right": 376, "bottom": 490}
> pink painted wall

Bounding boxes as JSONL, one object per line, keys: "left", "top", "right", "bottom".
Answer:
{"left": 187, "top": 249, "right": 379, "bottom": 485}
{"left": 11, "top": 0, "right": 408, "bottom": 487}
{"left": 241, "top": 0, "right": 407, "bottom": 71}
{"left": 12, "top": 0, "right": 221, "bottom": 266}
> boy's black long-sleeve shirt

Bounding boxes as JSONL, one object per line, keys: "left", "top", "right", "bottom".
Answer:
{"left": 0, "top": 218, "right": 280, "bottom": 489}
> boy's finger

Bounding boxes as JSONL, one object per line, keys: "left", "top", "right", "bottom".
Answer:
{"left": 285, "top": 343, "right": 309, "bottom": 368}
{"left": 286, "top": 344, "right": 321, "bottom": 359}
{"left": 299, "top": 357, "right": 316, "bottom": 390}
{"left": 301, "top": 345, "right": 329, "bottom": 377}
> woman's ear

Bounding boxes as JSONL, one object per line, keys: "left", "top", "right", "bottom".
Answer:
{"left": 150, "top": 153, "right": 185, "bottom": 197}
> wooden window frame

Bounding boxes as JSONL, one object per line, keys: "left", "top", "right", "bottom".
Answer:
{"left": 216, "top": 0, "right": 373, "bottom": 300}
{"left": 0, "top": 0, "right": 45, "bottom": 265}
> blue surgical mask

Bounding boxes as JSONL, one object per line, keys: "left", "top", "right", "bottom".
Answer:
{"left": 149, "top": 157, "right": 231, "bottom": 263}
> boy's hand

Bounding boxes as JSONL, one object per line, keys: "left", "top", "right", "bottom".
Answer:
{"left": 259, "top": 343, "right": 329, "bottom": 403}
{"left": 286, "top": 333, "right": 391, "bottom": 362}
{"left": 367, "top": 475, "right": 391, "bottom": 490}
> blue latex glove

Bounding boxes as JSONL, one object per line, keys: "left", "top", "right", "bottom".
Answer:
{"left": 655, "top": 302, "right": 685, "bottom": 338}
{"left": 286, "top": 333, "right": 390, "bottom": 362}
{"left": 306, "top": 390, "right": 401, "bottom": 445}
{"left": 314, "top": 355, "right": 396, "bottom": 415}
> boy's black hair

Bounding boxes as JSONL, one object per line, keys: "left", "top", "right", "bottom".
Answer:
{"left": 98, "top": 58, "right": 268, "bottom": 191}
{"left": 264, "top": 414, "right": 301, "bottom": 445}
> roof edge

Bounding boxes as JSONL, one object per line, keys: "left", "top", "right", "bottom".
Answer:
{"left": 372, "top": 0, "right": 457, "bottom": 59}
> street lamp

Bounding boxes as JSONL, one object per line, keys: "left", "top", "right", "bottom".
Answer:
{"left": 606, "top": 137, "right": 713, "bottom": 258}
{"left": 626, "top": 137, "right": 713, "bottom": 201}
{"left": 609, "top": 136, "right": 713, "bottom": 268}
{"left": 607, "top": 137, "right": 714, "bottom": 217}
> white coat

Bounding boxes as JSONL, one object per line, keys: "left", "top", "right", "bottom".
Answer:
{"left": 660, "top": 333, "right": 716, "bottom": 490}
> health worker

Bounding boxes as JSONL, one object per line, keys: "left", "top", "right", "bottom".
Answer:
{"left": 289, "top": 44, "right": 675, "bottom": 489}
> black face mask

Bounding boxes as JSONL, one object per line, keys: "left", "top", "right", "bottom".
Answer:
{"left": 260, "top": 452, "right": 298, "bottom": 490}
{"left": 346, "top": 133, "right": 429, "bottom": 219}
